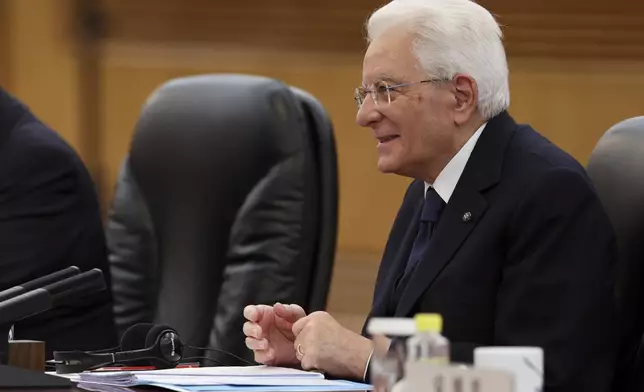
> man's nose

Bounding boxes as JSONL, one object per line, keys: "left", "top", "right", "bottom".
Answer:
{"left": 355, "top": 97, "right": 381, "bottom": 128}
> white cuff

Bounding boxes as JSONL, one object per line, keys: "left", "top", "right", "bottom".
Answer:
{"left": 363, "top": 349, "right": 374, "bottom": 382}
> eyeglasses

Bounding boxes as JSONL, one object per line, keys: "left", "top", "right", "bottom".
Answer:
{"left": 354, "top": 78, "right": 447, "bottom": 109}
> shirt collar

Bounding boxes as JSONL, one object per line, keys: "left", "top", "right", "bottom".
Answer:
{"left": 424, "top": 122, "right": 487, "bottom": 203}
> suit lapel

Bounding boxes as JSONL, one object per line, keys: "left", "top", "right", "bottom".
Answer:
{"left": 371, "top": 196, "right": 423, "bottom": 317}
{"left": 393, "top": 111, "right": 518, "bottom": 317}
{"left": 394, "top": 184, "right": 488, "bottom": 316}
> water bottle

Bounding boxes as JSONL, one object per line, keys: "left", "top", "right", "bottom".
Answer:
{"left": 367, "top": 317, "right": 415, "bottom": 392}
{"left": 406, "top": 313, "right": 450, "bottom": 365}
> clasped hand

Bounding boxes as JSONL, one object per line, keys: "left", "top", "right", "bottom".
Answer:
{"left": 243, "top": 303, "right": 372, "bottom": 380}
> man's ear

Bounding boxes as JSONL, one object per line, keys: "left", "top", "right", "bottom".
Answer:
{"left": 452, "top": 74, "right": 478, "bottom": 125}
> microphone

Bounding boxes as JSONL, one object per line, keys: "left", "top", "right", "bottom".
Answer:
{"left": 0, "top": 289, "right": 52, "bottom": 326}
{"left": 0, "top": 266, "right": 80, "bottom": 304}
{"left": 42, "top": 268, "right": 105, "bottom": 305}
{"left": 0, "top": 269, "right": 106, "bottom": 325}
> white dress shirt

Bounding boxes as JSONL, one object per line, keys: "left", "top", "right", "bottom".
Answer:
{"left": 424, "top": 123, "right": 487, "bottom": 203}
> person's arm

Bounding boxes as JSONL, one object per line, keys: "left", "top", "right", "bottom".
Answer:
{"left": 0, "top": 134, "right": 115, "bottom": 351}
{"left": 499, "top": 167, "right": 618, "bottom": 392}
{"left": 0, "top": 140, "right": 82, "bottom": 279}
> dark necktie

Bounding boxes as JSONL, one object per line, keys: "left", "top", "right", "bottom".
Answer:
{"left": 393, "top": 187, "right": 446, "bottom": 297}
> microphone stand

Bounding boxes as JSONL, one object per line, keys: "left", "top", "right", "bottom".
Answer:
{"left": 0, "top": 326, "right": 71, "bottom": 388}
{"left": 0, "top": 322, "right": 9, "bottom": 365}
{"left": 0, "top": 268, "right": 107, "bottom": 389}
{"left": 0, "top": 265, "right": 80, "bottom": 366}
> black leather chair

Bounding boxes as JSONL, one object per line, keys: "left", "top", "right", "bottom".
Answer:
{"left": 586, "top": 117, "right": 644, "bottom": 392}
{"left": 106, "top": 74, "right": 338, "bottom": 364}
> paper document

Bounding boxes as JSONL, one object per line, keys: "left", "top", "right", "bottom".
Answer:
{"left": 86, "top": 375, "right": 352, "bottom": 386}
{"left": 75, "top": 365, "right": 372, "bottom": 391}
{"left": 77, "top": 382, "right": 186, "bottom": 392}
{"left": 137, "top": 365, "right": 326, "bottom": 377}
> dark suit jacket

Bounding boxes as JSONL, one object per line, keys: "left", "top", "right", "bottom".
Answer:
{"left": 368, "top": 111, "right": 618, "bottom": 392}
{"left": 0, "top": 88, "right": 117, "bottom": 357}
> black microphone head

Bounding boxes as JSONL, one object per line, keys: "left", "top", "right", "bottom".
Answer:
{"left": 21, "top": 266, "right": 81, "bottom": 292}
{"left": 46, "top": 269, "right": 106, "bottom": 306}
{"left": 0, "top": 266, "right": 80, "bottom": 303}
{"left": 0, "top": 288, "right": 53, "bottom": 325}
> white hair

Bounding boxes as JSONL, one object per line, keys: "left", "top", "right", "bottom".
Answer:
{"left": 366, "top": 0, "right": 510, "bottom": 120}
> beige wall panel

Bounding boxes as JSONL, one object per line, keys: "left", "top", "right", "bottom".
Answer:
{"left": 3, "top": 0, "right": 82, "bottom": 151}
{"left": 508, "top": 58, "right": 644, "bottom": 164}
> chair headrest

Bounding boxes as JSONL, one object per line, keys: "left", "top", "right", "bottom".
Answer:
{"left": 128, "top": 74, "right": 307, "bottom": 212}
{"left": 587, "top": 116, "right": 644, "bottom": 219}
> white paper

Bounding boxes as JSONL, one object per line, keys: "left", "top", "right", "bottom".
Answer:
{"left": 132, "top": 375, "right": 354, "bottom": 386}
{"left": 135, "top": 365, "right": 325, "bottom": 378}
{"left": 74, "top": 366, "right": 372, "bottom": 391}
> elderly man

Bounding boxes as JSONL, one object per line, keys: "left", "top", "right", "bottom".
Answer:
{"left": 0, "top": 87, "right": 117, "bottom": 356}
{"left": 243, "top": 1, "right": 618, "bottom": 391}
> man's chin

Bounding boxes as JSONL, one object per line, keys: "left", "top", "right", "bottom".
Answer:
{"left": 376, "top": 159, "right": 400, "bottom": 174}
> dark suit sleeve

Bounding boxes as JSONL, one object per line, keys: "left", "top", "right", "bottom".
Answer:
{"left": 0, "top": 134, "right": 117, "bottom": 353}
{"left": 500, "top": 167, "right": 618, "bottom": 392}
{"left": 106, "top": 156, "right": 157, "bottom": 337}
{"left": 0, "top": 141, "right": 81, "bottom": 279}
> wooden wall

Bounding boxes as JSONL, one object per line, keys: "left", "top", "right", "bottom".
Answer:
{"left": 3, "top": 0, "right": 644, "bottom": 332}
{"left": 0, "top": 1, "right": 9, "bottom": 87}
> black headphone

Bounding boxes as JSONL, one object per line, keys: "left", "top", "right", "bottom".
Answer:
{"left": 52, "top": 323, "right": 184, "bottom": 374}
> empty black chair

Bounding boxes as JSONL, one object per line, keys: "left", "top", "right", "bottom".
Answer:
{"left": 106, "top": 74, "right": 338, "bottom": 364}
{"left": 586, "top": 117, "right": 644, "bottom": 392}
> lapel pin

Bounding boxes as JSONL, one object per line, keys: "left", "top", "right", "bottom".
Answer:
{"left": 462, "top": 212, "right": 472, "bottom": 222}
